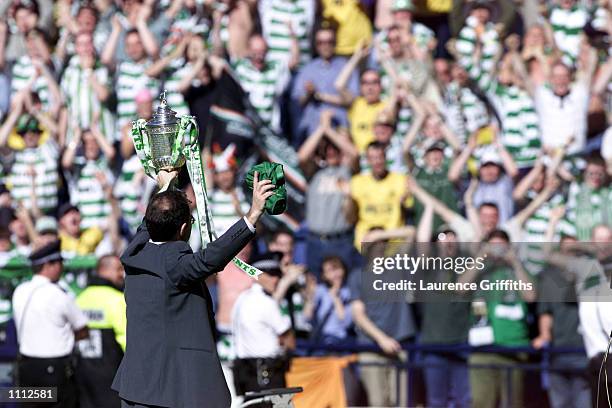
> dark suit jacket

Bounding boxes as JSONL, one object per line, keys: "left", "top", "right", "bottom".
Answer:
{"left": 111, "top": 218, "right": 254, "bottom": 408}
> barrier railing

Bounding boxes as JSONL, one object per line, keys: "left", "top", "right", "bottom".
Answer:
{"left": 296, "top": 340, "right": 588, "bottom": 407}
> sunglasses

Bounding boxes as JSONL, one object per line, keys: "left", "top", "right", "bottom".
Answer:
{"left": 361, "top": 79, "right": 380, "bottom": 85}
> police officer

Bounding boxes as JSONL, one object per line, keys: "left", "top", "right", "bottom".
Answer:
{"left": 12, "top": 240, "right": 89, "bottom": 408}
{"left": 76, "top": 254, "right": 126, "bottom": 408}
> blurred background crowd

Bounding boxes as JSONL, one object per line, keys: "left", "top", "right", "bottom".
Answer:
{"left": 0, "top": 0, "right": 611, "bottom": 406}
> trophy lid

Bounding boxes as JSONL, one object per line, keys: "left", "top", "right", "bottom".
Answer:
{"left": 147, "top": 90, "right": 179, "bottom": 127}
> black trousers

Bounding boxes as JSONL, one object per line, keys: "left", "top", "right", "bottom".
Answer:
{"left": 17, "top": 355, "right": 78, "bottom": 408}
{"left": 120, "top": 399, "right": 167, "bottom": 408}
{"left": 589, "top": 352, "right": 612, "bottom": 408}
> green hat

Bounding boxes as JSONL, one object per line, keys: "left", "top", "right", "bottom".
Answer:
{"left": 392, "top": 0, "right": 414, "bottom": 12}
{"left": 16, "top": 115, "right": 41, "bottom": 135}
{"left": 245, "top": 162, "right": 287, "bottom": 215}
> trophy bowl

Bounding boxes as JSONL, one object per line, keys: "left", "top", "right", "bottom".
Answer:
{"left": 145, "top": 92, "right": 186, "bottom": 171}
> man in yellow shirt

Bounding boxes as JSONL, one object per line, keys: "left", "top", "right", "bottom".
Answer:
{"left": 57, "top": 203, "right": 103, "bottom": 256}
{"left": 348, "top": 70, "right": 388, "bottom": 152}
{"left": 321, "top": 0, "right": 373, "bottom": 55}
{"left": 348, "top": 142, "right": 411, "bottom": 248}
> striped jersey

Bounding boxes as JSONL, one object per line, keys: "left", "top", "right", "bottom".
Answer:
{"left": 375, "top": 23, "right": 435, "bottom": 54}
{"left": 60, "top": 56, "right": 116, "bottom": 143}
{"left": 11, "top": 56, "right": 52, "bottom": 109}
{"left": 115, "top": 59, "right": 160, "bottom": 138}
{"left": 259, "top": 0, "right": 315, "bottom": 67}
{"left": 444, "top": 82, "right": 490, "bottom": 138}
{"left": 521, "top": 191, "right": 576, "bottom": 274}
{"left": 549, "top": 5, "right": 589, "bottom": 66}
{"left": 159, "top": 59, "right": 191, "bottom": 117}
{"left": 210, "top": 188, "right": 249, "bottom": 237}
{"left": 113, "top": 155, "right": 144, "bottom": 233}
{"left": 469, "top": 67, "right": 541, "bottom": 168}
{"left": 9, "top": 140, "right": 60, "bottom": 213}
{"left": 232, "top": 58, "right": 291, "bottom": 131}
{"left": 566, "top": 182, "right": 612, "bottom": 241}
{"left": 455, "top": 16, "right": 500, "bottom": 74}
{"left": 69, "top": 158, "right": 114, "bottom": 231}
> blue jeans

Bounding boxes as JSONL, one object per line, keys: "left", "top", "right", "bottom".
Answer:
{"left": 305, "top": 232, "right": 362, "bottom": 277}
{"left": 548, "top": 370, "right": 591, "bottom": 408}
{"left": 422, "top": 352, "right": 471, "bottom": 408}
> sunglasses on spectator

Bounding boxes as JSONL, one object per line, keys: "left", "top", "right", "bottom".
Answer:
{"left": 316, "top": 39, "right": 334, "bottom": 45}
{"left": 361, "top": 79, "right": 380, "bottom": 85}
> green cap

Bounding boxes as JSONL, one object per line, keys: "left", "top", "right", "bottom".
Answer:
{"left": 16, "top": 115, "right": 41, "bottom": 135}
{"left": 392, "top": 0, "right": 414, "bottom": 11}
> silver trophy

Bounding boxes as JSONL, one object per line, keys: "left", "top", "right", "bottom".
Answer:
{"left": 145, "top": 91, "right": 186, "bottom": 171}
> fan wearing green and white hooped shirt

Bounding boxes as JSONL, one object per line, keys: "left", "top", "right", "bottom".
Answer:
{"left": 513, "top": 160, "right": 576, "bottom": 275}
{"left": 61, "top": 31, "right": 115, "bottom": 144}
{"left": 106, "top": 29, "right": 160, "bottom": 140}
{"left": 467, "top": 50, "right": 541, "bottom": 170}
{"left": 258, "top": 0, "right": 315, "bottom": 67}
{"left": 455, "top": 1, "right": 501, "bottom": 75}
{"left": 62, "top": 124, "right": 116, "bottom": 232}
{"left": 208, "top": 145, "right": 250, "bottom": 238}
{"left": 566, "top": 155, "right": 612, "bottom": 241}
{"left": 11, "top": 29, "right": 62, "bottom": 114}
{"left": 374, "top": 0, "right": 435, "bottom": 59}
{"left": 113, "top": 155, "right": 148, "bottom": 235}
{"left": 146, "top": 34, "right": 207, "bottom": 117}
{"left": 232, "top": 34, "right": 297, "bottom": 132}
{"left": 0, "top": 94, "right": 61, "bottom": 215}
{"left": 373, "top": 25, "right": 440, "bottom": 140}
{"left": 442, "top": 64, "right": 491, "bottom": 142}
{"left": 549, "top": 0, "right": 589, "bottom": 66}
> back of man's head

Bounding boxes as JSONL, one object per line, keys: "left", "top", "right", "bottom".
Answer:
{"left": 145, "top": 190, "right": 191, "bottom": 242}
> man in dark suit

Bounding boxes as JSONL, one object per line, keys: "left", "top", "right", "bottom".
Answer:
{"left": 112, "top": 170, "right": 274, "bottom": 408}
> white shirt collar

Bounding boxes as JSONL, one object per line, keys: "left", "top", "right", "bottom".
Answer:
{"left": 31, "top": 274, "right": 51, "bottom": 284}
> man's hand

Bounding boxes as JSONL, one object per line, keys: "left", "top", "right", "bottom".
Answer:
{"left": 156, "top": 170, "right": 178, "bottom": 190}
{"left": 376, "top": 334, "right": 401, "bottom": 355}
{"left": 245, "top": 171, "right": 275, "bottom": 226}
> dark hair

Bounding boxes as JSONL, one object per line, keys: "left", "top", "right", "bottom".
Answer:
{"left": 478, "top": 202, "right": 499, "bottom": 211}
{"left": 585, "top": 153, "right": 606, "bottom": 168}
{"left": 321, "top": 255, "right": 347, "bottom": 286}
{"left": 15, "top": 0, "right": 39, "bottom": 17}
{"left": 485, "top": 229, "right": 510, "bottom": 243}
{"left": 145, "top": 190, "right": 192, "bottom": 241}
{"left": 77, "top": 4, "right": 98, "bottom": 20}
{"left": 125, "top": 28, "right": 140, "bottom": 39}
{"left": 366, "top": 141, "right": 387, "bottom": 152}
{"left": 269, "top": 228, "right": 293, "bottom": 244}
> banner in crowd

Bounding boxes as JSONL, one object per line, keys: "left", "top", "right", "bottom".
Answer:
{"left": 205, "top": 70, "right": 306, "bottom": 232}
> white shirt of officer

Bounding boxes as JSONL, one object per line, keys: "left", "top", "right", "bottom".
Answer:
{"left": 13, "top": 274, "right": 88, "bottom": 358}
{"left": 232, "top": 283, "right": 291, "bottom": 359}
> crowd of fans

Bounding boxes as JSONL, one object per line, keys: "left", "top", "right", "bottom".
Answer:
{"left": 0, "top": 0, "right": 611, "bottom": 406}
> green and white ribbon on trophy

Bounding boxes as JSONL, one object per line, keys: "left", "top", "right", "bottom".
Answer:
{"left": 131, "top": 92, "right": 263, "bottom": 279}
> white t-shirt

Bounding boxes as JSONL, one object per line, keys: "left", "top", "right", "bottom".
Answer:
{"left": 12, "top": 275, "right": 88, "bottom": 358}
{"left": 565, "top": 257, "right": 612, "bottom": 358}
{"left": 231, "top": 284, "right": 291, "bottom": 359}
{"left": 534, "top": 83, "right": 589, "bottom": 154}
